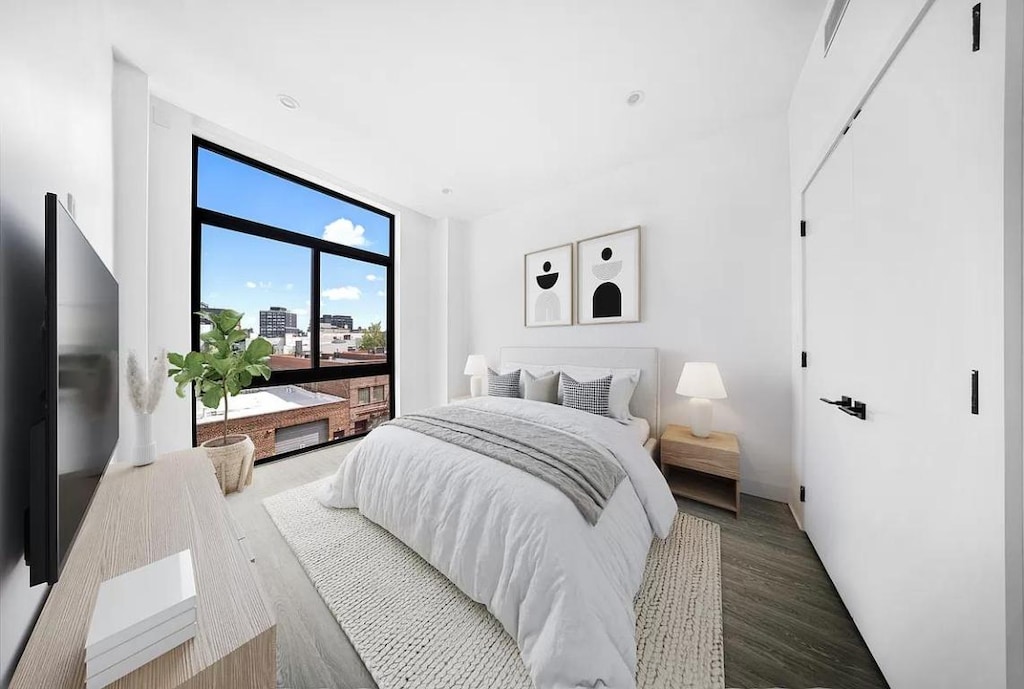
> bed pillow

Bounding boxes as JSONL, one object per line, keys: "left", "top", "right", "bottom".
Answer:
{"left": 523, "top": 370, "right": 559, "bottom": 404}
{"left": 558, "top": 365, "right": 641, "bottom": 423}
{"left": 560, "top": 373, "right": 613, "bottom": 417}
{"left": 487, "top": 368, "right": 521, "bottom": 398}
{"left": 500, "top": 362, "right": 554, "bottom": 397}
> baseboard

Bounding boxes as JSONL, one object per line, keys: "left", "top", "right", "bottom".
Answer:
{"left": 789, "top": 502, "right": 805, "bottom": 531}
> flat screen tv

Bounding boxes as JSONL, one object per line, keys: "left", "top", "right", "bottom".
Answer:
{"left": 26, "top": 193, "right": 119, "bottom": 586}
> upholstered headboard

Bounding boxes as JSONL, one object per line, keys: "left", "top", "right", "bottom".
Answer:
{"left": 498, "top": 346, "right": 660, "bottom": 431}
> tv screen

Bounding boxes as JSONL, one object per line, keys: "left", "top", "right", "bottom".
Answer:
{"left": 28, "top": 193, "right": 118, "bottom": 585}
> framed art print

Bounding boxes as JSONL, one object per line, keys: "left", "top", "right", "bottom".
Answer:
{"left": 576, "top": 226, "right": 641, "bottom": 325}
{"left": 524, "top": 243, "right": 573, "bottom": 327}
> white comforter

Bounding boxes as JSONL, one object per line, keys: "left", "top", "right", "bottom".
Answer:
{"left": 318, "top": 397, "right": 677, "bottom": 689}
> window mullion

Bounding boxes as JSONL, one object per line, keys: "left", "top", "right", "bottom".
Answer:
{"left": 311, "top": 248, "right": 321, "bottom": 369}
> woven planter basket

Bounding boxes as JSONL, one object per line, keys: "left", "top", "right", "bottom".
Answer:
{"left": 201, "top": 434, "right": 256, "bottom": 494}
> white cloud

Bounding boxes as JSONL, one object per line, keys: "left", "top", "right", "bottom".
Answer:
{"left": 365, "top": 274, "right": 379, "bottom": 282}
{"left": 246, "top": 280, "right": 272, "bottom": 289}
{"left": 377, "top": 290, "right": 385, "bottom": 297}
{"left": 285, "top": 283, "right": 294, "bottom": 291}
{"left": 322, "top": 286, "right": 362, "bottom": 301}
{"left": 294, "top": 308, "right": 309, "bottom": 316}
{"left": 245, "top": 281, "right": 257, "bottom": 289}
{"left": 323, "top": 218, "right": 370, "bottom": 247}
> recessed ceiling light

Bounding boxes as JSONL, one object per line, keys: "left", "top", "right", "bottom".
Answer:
{"left": 441, "top": 188, "right": 453, "bottom": 195}
{"left": 626, "top": 90, "right": 645, "bottom": 106}
{"left": 277, "top": 94, "right": 300, "bottom": 110}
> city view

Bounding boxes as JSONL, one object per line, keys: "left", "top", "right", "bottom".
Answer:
{"left": 194, "top": 145, "right": 393, "bottom": 461}
{"left": 195, "top": 304, "right": 390, "bottom": 460}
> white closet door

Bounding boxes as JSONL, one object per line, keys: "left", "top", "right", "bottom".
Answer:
{"left": 802, "top": 1, "right": 1007, "bottom": 687}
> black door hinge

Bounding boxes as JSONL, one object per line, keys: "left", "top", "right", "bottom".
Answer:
{"left": 800, "top": 485, "right": 806, "bottom": 502}
{"left": 800, "top": 220, "right": 807, "bottom": 237}
{"left": 971, "top": 369, "right": 979, "bottom": 414}
{"left": 972, "top": 4, "right": 981, "bottom": 52}
{"left": 801, "top": 351, "right": 808, "bottom": 368}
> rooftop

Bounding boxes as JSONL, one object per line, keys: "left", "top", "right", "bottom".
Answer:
{"left": 195, "top": 384, "right": 345, "bottom": 425}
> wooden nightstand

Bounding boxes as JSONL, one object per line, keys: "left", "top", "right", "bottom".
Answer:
{"left": 660, "top": 424, "right": 741, "bottom": 516}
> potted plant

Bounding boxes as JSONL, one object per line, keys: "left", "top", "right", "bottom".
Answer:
{"left": 167, "top": 310, "right": 272, "bottom": 493}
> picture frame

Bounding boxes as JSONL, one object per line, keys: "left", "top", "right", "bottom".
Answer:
{"left": 524, "top": 243, "right": 574, "bottom": 327}
{"left": 576, "top": 226, "right": 641, "bottom": 325}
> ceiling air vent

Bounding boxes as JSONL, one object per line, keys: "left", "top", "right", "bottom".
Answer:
{"left": 824, "top": 0, "right": 852, "bottom": 56}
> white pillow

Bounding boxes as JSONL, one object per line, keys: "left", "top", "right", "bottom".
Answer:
{"left": 557, "top": 365, "right": 640, "bottom": 423}
{"left": 500, "top": 362, "right": 554, "bottom": 397}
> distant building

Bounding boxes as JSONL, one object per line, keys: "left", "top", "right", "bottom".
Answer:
{"left": 260, "top": 306, "right": 299, "bottom": 338}
{"left": 321, "top": 314, "right": 353, "bottom": 330}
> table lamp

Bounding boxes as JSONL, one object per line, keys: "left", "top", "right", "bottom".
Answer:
{"left": 464, "top": 354, "right": 487, "bottom": 397}
{"left": 676, "top": 362, "right": 727, "bottom": 438}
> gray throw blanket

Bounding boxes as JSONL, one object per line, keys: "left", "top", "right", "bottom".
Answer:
{"left": 385, "top": 406, "right": 625, "bottom": 525}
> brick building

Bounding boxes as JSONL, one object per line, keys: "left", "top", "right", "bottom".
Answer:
{"left": 194, "top": 371, "right": 391, "bottom": 461}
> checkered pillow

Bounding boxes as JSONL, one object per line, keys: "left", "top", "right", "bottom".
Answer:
{"left": 487, "top": 368, "right": 521, "bottom": 398}
{"left": 560, "top": 373, "right": 613, "bottom": 417}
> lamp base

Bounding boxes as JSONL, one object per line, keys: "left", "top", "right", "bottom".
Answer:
{"left": 689, "top": 398, "right": 713, "bottom": 438}
{"left": 470, "top": 375, "right": 485, "bottom": 398}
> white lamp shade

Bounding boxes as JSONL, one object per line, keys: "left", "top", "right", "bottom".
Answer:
{"left": 676, "top": 362, "right": 727, "bottom": 399}
{"left": 464, "top": 354, "right": 488, "bottom": 376}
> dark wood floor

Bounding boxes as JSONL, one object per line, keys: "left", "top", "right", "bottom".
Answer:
{"left": 676, "top": 496, "right": 888, "bottom": 689}
{"left": 228, "top": 441, "right": 888, "bottom": 689}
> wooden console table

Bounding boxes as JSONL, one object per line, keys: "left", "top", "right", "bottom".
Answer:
{"left": 10, "top": 449, "right": 276, "bottom": 688}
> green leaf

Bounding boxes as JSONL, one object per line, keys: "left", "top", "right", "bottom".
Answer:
{"left": 205, "top": 354, "right": 233, "bottom": 377}
{"left": 184, "top": 351, "right": 205, "bottom": 376}
{"left": 245, "top": 337, "right": 273, "bottom": 361}
{"left": 215, "top": 310, "right": 243, "bottom": 334}
{"left": 167, "top": 352, "right": 185, "bottom": 368}
{"left": 175, "top": 379, "right": 190, "bottom": 398}
{"left": 227, "top": 329, "right": 247, "bottom": 345}
{"left": 239, "top": 370, "right": 252, "bottom": 387}
{"left": 200, "top": 386, "right": 223, "bottom": 410}
{"left": 225, "top": 373, "right": 242, "bottom": 397}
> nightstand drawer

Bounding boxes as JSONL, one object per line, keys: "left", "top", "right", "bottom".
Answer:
{"left": 661, "top": 441, "right": 739, "bottom": 479}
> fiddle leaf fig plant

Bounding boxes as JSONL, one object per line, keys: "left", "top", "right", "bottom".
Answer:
{"left": 167, "top": 310, "right": 273, "bottom": 447}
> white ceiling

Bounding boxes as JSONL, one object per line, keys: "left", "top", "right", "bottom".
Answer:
{"left": 106, "top": 0, "right": 825, "bottom": 220}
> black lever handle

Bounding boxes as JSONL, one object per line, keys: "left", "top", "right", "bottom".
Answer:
{"left": 820, "top": 396, "right": 853, "bottom": 407}
{"left": 839, "top": 401, "right": 867, "bottom": 420}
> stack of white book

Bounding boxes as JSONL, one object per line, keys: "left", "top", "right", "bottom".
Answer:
{"left": 84, "top": 549, "right": 198, "bottom": 689}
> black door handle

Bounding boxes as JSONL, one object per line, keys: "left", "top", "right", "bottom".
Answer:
{"left": 839, "top": 401, "right": 867, "bottom": 420}
{"left": 820, "top": 396, "right": 867, "bottom": 420}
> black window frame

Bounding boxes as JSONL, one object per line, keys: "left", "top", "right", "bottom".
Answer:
{"left": 190, "top": 137, "right": 396, "bottom": 463}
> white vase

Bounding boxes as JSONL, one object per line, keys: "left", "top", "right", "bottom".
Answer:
{"left": 133, "top": 412, "right": 157, "bottom": 467}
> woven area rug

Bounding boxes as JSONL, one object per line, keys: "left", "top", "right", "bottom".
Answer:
{"left": 264, "top": 480, "right": 724, "bottom": 689}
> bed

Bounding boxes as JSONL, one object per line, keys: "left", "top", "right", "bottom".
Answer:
{"left": 318, "top": 347, "right": 675, "bottom": 689}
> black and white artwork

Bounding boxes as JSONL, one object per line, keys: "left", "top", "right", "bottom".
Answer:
{"left": 524, "top": 243, "right": 573, "bottom": 327}
{"left": 576, "top": 227, "right": 640, "bottom": 324}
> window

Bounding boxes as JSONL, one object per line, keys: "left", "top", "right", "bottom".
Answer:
{"left": 192, "top": 138, "right": 395, "bottom": 463}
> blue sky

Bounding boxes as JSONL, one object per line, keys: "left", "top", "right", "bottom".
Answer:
{"left": 197, "top": 148, "right": 390, "bottom": 333}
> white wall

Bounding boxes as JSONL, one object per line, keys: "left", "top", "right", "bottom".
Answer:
{"left": 0, "top": 1, "right": 114, "bottom": 683}
{"left": 146, "top": 98, "right": 448, "bottom": 452}
{"left": 453, "top": 116, "right": 793, "bottom": 501}
{"left": 113, "top": 58, "right": 151, "bottom": 462}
